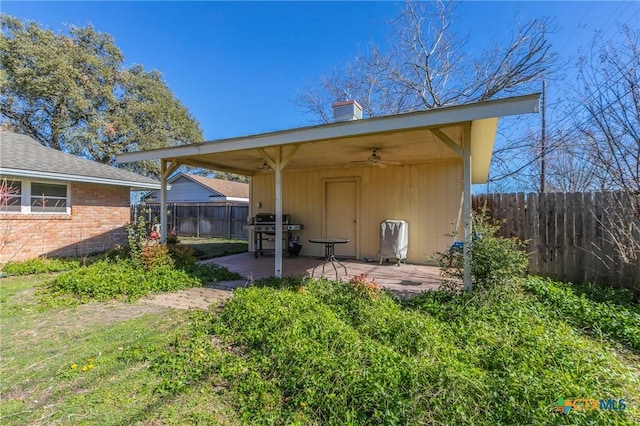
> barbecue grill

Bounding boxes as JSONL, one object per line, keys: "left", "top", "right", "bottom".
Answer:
{"left": 244, "top": 214, "right": 302, "bottom": 258}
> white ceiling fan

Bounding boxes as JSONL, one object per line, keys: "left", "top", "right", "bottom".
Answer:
{"left": 350, "top": 148, "right": 400, "bottom": 168}
{"left": 256, "top": 161, "right": 272, "bottom": 173}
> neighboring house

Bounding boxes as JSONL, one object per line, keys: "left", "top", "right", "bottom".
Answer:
{"left": 144, "top": 172, "right": 249, "bottom": 205}
{"left": 0, "top": 131, "right": 160, "bottom": 264}
{"left": 139, "top": 173, "right": 249, "bottom": 238}
{"left": 118, "top": 95, "right": 541, "bottom": 289}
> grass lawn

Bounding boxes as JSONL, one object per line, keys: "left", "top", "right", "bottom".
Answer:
{"left": 1, "top": 272, "right": 639, "bottom": 425}
{"left": 0, "top": 275, "right": 239, "bottom": 425}
{"left": 177, "top": 237, "right": 248, "bottom": 260}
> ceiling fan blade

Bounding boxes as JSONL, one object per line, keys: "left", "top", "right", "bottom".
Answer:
{"left": 347, "top": 160, "right": 368, "bottom": 168}
{"left": 351, "top": 148, "right": 401, "bottom": 168}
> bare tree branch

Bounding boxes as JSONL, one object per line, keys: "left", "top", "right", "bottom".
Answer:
{"left": 293, "top": 0, "right": 555, "bottom": 122}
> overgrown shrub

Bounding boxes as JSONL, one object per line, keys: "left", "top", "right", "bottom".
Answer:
{"left": 141, "top": 244, "right": 175, "bottom": 271}
{"left": 1, "top": 257, "right": 80, "bottom": 276}
{"left": 126, "top": 216, "right": 201, "bottom": 271}
{"left": 167, "top": 243, "right": 197, "bottom": 270}
{"left": 166, "top": 230, "right": 179, "bottom": 244}
{"left": 127, "top": 216, "right": 150, "bottom": 267}
{"left": 440, "top": 210, "right": 529, "bottom": 291}
{"left": 348, "top": 273, "right": 381, "bottom": 300}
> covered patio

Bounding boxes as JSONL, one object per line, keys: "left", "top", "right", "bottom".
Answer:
{"left": 204, "top": 252, "right": 443, "bottom": 298}
{"left": 117, "top": 94, "right": 540, "bottom": 291}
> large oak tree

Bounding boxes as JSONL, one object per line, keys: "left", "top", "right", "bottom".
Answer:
{"left": 0, "top": 15, "right": 203, "bottom": 178}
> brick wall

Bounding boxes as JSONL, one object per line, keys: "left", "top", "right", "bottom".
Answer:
{"left": 0, "top": 183, "right": 131, "bottom": 264}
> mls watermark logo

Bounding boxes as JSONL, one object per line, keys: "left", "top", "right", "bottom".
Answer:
{"left": 555, "top": 397, "right": 627, "bottom": 414}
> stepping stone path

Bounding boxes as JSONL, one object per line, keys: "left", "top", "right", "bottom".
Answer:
{"left": 138, "top": 280, "right": 248, "bottom": 310}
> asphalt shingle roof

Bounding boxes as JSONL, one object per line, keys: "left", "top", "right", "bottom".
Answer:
{"left": 182, "top": 173, "right": 249, "bottom": 199}
{"left": 0, "top": 131, "right": 160, "bottom": 189}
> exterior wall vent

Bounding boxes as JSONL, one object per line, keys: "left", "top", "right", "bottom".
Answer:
{"left": 332, "top": 100, "right": 363, "bottom": 122}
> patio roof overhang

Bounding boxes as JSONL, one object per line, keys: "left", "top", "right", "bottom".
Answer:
{"left": 117, "top": 94, "right": 539, "bottom": 183}
{"left": 117, "top": 93, "right": 540, "bottom": 290}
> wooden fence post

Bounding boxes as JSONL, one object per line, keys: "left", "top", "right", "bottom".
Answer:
{"left": 196, "top": 204, "right": 200, "bottom": 238}
{"left": 527, "top": 193, "right": 538, "bottom": 275}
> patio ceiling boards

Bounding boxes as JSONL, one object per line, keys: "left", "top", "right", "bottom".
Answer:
{"left": 117, "top": 93, "right": 541, "bottom": 290}
{"left": 117, "top": 93, "right": 539, "bottom": 181}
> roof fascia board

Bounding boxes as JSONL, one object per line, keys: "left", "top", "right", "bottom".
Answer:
{"left": 116, "top": 94, "right": 540, "bottom": 164}
{"left": 179, "top": 173, "right": 207, "bottom": 187}
{"left": 167, "top": 172, "right": 186, "bottom": 184}
{"left": 177, "top": 158, "right": 252, "bottom": 176}
{"left": 0, "top": 168, "right": 161, "bottom": 190}
{"left": 470, "top": 117, "right": 499, "bottom": 184}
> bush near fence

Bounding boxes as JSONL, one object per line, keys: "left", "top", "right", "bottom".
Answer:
{"left": 473, "top": 192, "right": 640, "bottom": 293}
{"left": 131, "top": 203, "right": 249, "bottom": 240}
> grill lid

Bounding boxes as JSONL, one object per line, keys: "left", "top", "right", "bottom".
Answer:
{"left": 255, "top": 213, "right": 290, "bottom": 224}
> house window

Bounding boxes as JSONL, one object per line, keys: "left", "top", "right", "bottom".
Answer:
{"left": 1, "top": 180, "right": 22, "bottom": 212}
{"left": 30, "top": 182, "right": 68, "bottom": 213}
{"left": 0, "top": 178, "right": 70, "bottom": 215}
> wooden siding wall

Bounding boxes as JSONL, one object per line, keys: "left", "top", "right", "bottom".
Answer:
{"left": 146, "top": 176, "right": 218, "bottom": 203}
{"left": 251, "top": 160, "right": 463, "bottom": 263}
{"left": 473, "top": 192, "right": 640, "bottom": 290}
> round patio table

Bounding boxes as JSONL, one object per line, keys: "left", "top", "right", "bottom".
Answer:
{"left": 308, "top": 237, "right": 350, "bottom": 280}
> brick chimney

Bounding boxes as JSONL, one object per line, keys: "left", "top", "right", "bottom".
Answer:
{"left": 332, "top": 100, "right": 363, "bottom": 122}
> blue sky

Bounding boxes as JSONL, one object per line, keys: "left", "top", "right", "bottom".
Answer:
{"left": 2, "top": 1, "right": 638, "bottom": 141}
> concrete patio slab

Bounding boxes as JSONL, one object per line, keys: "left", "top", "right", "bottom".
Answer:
{"left": 204, "top": 252, "right": 444, "bottom": 298}
{"left": 139, "top": 253, "right": 445, "bottom": 311}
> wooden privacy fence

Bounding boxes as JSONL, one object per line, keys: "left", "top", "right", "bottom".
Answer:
{"left": 473, "top": 192, "right": 640, "bottom": 290}
{"left": 131, "top": 203, "right": 249, "bottom": 240}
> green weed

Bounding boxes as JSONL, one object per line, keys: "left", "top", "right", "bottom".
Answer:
{"left": 149, "top": 278, "right": 639, "bottom": 425}
{"left": 524, "top": 276, "right": 640, "bottom": 350}
{"left": 43, "top": 259, "right": 196, "bottom": 301}
{"left": 39, "top": 256, "right": 241, "bottom": 304}
{"left": 1, "top": 257, "right": 80, "bottom": 275}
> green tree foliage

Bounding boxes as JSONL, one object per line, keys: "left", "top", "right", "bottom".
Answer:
{"left": 213, "top": 171, "right": 250, "bottom": 183}
{"left": 0, "top": 15, "right": 203, "bottom": 178}
{"left": 184, "top": 166, "right": 250, "bottom": 183}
